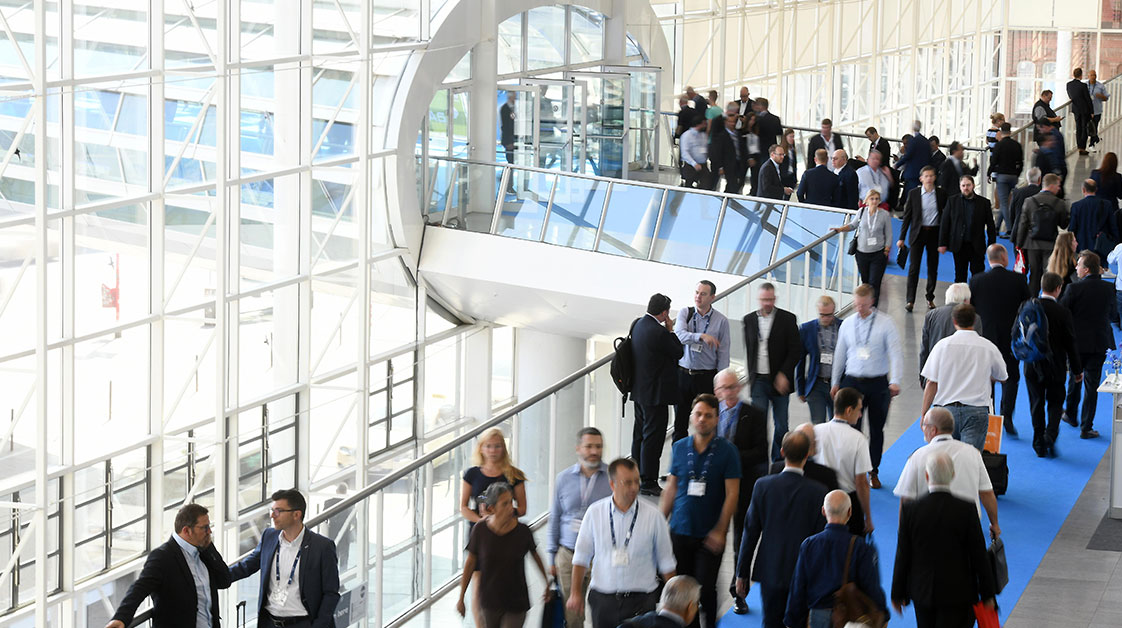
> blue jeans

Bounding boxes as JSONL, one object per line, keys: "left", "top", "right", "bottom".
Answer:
{"left": 809, "top": 608, "right": 833, "bottom": 628}
{"left": 751, "top": 376, "right": 791, "bottom": 463}
{"left": 945, "top": 404, "right": 989, "bottom": 451}
{"left": 995, "top": 174, "right": 1018, "bottom": 233}
{"left": 805, "top": 378, "right": 832, "bottom": 424}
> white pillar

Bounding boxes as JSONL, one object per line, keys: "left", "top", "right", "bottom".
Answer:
{"left": 603, "top": 0, "right": 628, "bottom": 66}
{"left": 1057, "top": 31, "right": 1073, "bottom": 103}
{"left": 468, "top": 2, "right": 498, "bottom": 218}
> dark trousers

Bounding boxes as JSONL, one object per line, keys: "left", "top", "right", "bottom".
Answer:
{"left": 842, "top": 374, "right": 891, "bottom": 473}
{"left": 632, "top": 403, "right": 669, "bottom": 483}
{"left": 1067, "top": 351, "right": 1106, "bottom": 432}
{"left": 906, "top": 226, "right": 941, "bottom": 304}
{"left": 671, "top": 534, "right": 722, "bottom": 628}
{"left": 729, "top": 465, "right": 766, "bottom": 599}
{"left": 846, "top": 490, "right": 867, "bottom": 536}
{"left": 587, "top": 589, "right": 658, "bottom": 628}
{"left": 718, "top": 166, "right": 745, "bottom": 194}
{"left": 260, "top": 611, "right": 312, "bottom": 628}
{"left": 855, "top": 250, "right": 888, "bottom": 306}
{"left": 682, "top": 163, "right": 711, "bottom": 189}
{"left": 1092, "top": 113, "right": 1102, "bottom": 144}
{"left": 750, "top": 377, "right": 791, "bottom": 463}
{"left": 912, "top": 601, "right": 976, "bottom": 628}
{"left": 759, "top": 582, "right": 791, "bottom": 628}
{"left": 952, "top": 242, "right": 984, "bottom": 283}
{"left": 1026, "top": 363, "right": 1066, "bottom": 453}
{"left": 675, "top": 368, "right": 717, "bottom": 442}
{"left": 1075, "top": 112, "right": 1092, "bottom": 150}
{"left": 994, "top": 350, "right": 1021, "bottom": 426}
{"left": 1026, "top": 248, "right": 1048, "bottom": 296}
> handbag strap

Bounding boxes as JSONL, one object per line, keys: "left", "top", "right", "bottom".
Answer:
{"left": 841, "top": 535, "right": 857, "bottom": 587}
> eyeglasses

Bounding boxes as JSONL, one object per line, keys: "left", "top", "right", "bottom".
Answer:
{"left": 193, "top": 523, "right": 214, "bottom": 530}
{"left": 270, "top": 508, "right": 297, "bottom": 515}
{"left": 818, "top": 312, "right": 836, "bottom": 318}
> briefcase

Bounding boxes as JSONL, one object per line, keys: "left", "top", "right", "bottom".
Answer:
{"left": 982, "top": 451, "right": 1008, "bottom": 496}
{"left": 988, "top": 535, "right": 1009, "bottom": 594}
{"left": 896, "top": 244, "right": 908, "bottom": 269}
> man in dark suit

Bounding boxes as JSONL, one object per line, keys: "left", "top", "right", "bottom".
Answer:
{"left": 713, "top": 368, "right": 768, "bottom": 615}
{"left": 735, "top": 431, "right": 828, "bottom": 628}
{"left": 231, "top": 489, "right": 341, "bottom": 628}
{"left": 1069, "top": 179, "right": 1118, "bottom": 261}
{"left": 757, "top": 144, "right": 792, "bottom": 200}
{"left": 969, "top": 244, "right": 1031, "bottom": 435}
{"left": 674, "top": 95, "right": 699, "bottom": 139}
{"left": 767, "top": 422, "right": 839, "bottom": 491}
{"left": 743, "top": 282, "right": 802, "bottom": 462}
{"left": 620, "top": 575, "right": 700, "bottom": 627}
{"left": 832, "top": 149, "right": 860, "bottom": 210}
{"left": 895, "top": 121, "right": 931, "bottom": 196}
{"left": 1061, "top": 251, "right": 1118, "bottom": 439}
{"left": 630, "top": 293, "right": 685, "bottom": 494}
{"left": 865, "top": 126, "right": 892, "bottom": 165}
{"left": 1027, "top": 273, "right": 1083, "bottom": 457}
{"left": 928, "top": 135, "right": 947, "bottom": 171}
{"left": 1067, "top": 68, "right": 1094, "bottom": 154}
{"left": 107, "top": 504, "right": 232, "bottom": 628}
{"left": 892, "top": 452, "right": 997, "bottom": 627}
{"left": 796, "top": 148, "right": 839, "bottom": 207}
{"left": 753, "top": 98, "right": 783, "bottom": 152}
{"left": 1009, "top": 167, "right": 1042, "bottom": 240}
{"left": 936, "top": 142, "right": 978, "bottom": 194}
{"left": 709, "top": 109, "right": 748, "bottom": 194}
{"left": 805, "top": 118, "right": 845, "bottom": 170}
{"left": 499, "top": 92, "right": 516, "bottom": 165}
{"left": 899, "top": 166, "right": 947, "bottom": 311}
{"left": 939, "top": 175, "right": 996, "bottom": 283}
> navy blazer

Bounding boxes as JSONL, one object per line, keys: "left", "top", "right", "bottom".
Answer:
{"left": 112, "top": 537, "right": 232, "bottom": 628}
{"left": 795, "top": 318, "right": 842, "bottom": 397}
{"left": 1060, "top": 274, "right": 1118, "bottom": 355}
{"left": 835, "top": 165, "right": 859, "bottom": 210}
{"left": 1069, "top": 195, "right": 1118, "bottom": 256}
{"left": 896, "top": 132, "right": 931, "bottom": 180}
{"left": 230, "top": 527, "right": 341, "bottom": 628}
{"left": 736, "top": 470, "right": 827, "bottom": 585}
{"left": 630, "top": 314, "right": 684, "bottom": 406}
{"left": 796, "top": 165, "right": 839, "bottom": 207}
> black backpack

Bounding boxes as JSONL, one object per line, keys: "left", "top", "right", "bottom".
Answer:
{"left": 610, "top": 318, "right": 641, "bottom": 399}
{"left": 1029, "top": 200, "right": 1060, "bottom": 241}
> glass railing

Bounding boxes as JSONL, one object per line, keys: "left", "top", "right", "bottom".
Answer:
{"left": 425, "top": 156, "right": 857, "bottom": 280}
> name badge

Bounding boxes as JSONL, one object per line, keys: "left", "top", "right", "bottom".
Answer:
{"left": 687, "top": 480, "right": 706, "bottom": 497}
{"left": 820, "top": 352, "right": 834, "bottom": 366}
{"left": 612, "top": 548, "right": 630, "bottom": 566}
{"left": 867, "top": 237, "right": 879, "bottom": 247}
{"left": 856, "top": 346, "right": 872, "bottom": 360}
{"left": 270, "top": 588, "right": 288, "bottom": 606}
{"left": 570, "top": 518, "right": 583, "bottom": 534}
{"left": 691, "top": 344, "right": 703, "bottom": 353}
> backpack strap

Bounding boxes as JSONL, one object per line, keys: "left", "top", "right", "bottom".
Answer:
{"left": 841, "top": 535, "right": 857, "bottom": 587}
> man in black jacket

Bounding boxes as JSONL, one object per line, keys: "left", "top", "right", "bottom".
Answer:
{"left": 899, "top": 166, "right": 946, "bottom": 310}
{"left": 832, "top": 149, "right": 860, "bottom": 210}
{"left": 969, "top": 244, "right": 1031, "bottom": 435}
{"left": 753, "top": 97, "right": 783, "bottom": 152}
{"left": 865, "top": 126, "right": 892, "bottom": 165}
{"left": 805, "top": 118, "right": 845, "bottom": 170}
{"left": 1028, "top": 273, "right": 1083, "bottom": 457}
{"left": 743, "top": 283, "right": 802, "bottom": 462}
{"left": 892, "top": 452, "right": 996, "bottom": 627}
{"left": 796, "top": 149, "right": 839, "bottom": 207}
{"left": 939, "top": 175, "right": 996, "bottom": 283}
{"left": 1017, "top": 174, "right": 1069, "bottom": 295}
{"left": 989, "top": 122, "right": 1024, "bottom": 236}
{"left": 631, "top": 293, "right": 685, "bottom": 494}
{"left": 1009, "top": 167, "right": 1042, "bottom": 238}
{"left": 936, "top": 142, "right": 978, "bottom": 194}
{"left": 107, "top": 504, "right": 232, "bottom": 628}
{"left": 713, "top": 368, "right": 768, "bottom": 615}
{"left": 709, "top": 108, "right": 747, "bottom": 194}
{"left": 1067, "top": 68, "right": 1094, "bottom": 154}
{"left": 757, "top": 144, "right": 792, "bottom": 200}
{"left": 1032, "top": 89, "right": 1062, "bottom": 144}
{"left": 1061, "top": 251, "right": 1118, "bottom": 438}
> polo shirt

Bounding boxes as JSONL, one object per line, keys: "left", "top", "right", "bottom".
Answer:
{"left": 920, "top": 329, "right": 1007, "bottom": 407}
{"left": 571, "top": 496, "right": 677, "bottom": 594}
{"left": 667, "top": 436, "right": 741, "bottom": 537}
{"left": 813, "top": 419, "right": 872, "bottom": 493}
{"left": 893, "top": 434, "right": 992, "bottom": 518}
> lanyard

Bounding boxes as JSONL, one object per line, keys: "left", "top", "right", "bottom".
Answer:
{"left": 609, "top": 501, "right": 639, "bottom": 549}
{"left": 692, "top": 310, "right": 711, "bottom": 336}
{"left": 275, "top": 543, "right": 302, "bottom": 588}
{"left": 859, "top": 312, "right": 877, "bottom": 347}
{"left": 686, "top": 441, "right": 716, "bottom": 480}
{"left": 865, "top": 208, "right": 880, "bottom": 232}
{"left": 578, "top": 469, "right": 601, "bottom": 509}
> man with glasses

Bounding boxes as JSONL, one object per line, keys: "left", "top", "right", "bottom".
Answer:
{"left": 107, "top": 504, "right": 232, "bottom": 628}
{"left": 231, "top": 489, "right": 341, "bottom": 628}
{"left": 796, "top": 296, "right": 843, "bottom": 425}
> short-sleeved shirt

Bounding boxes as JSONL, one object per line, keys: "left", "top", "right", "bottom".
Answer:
{"left": 920, "top": 330, "right": 1007, "bottom": 407}
{"left": 466, "top": 521, "right": 536, "bottom": 612}
{"left": 894, "top": 434, "right": 992, "bottom": 518}
{"left": 813, "top": 419, "right": 872, "bottom": 494}
{"left": 463, "top": 467, "right": 524, "bottom": 516}
{"left": 668, "top": 436, "right": 741, "bottom": 537}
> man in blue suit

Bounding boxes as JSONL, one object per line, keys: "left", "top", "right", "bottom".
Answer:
{"left": 735, "top": 431, "right": 828, "bottom": 628}
{"left": 895, "top": 120, "right": 931, "bottom": 196}
{"left": 795, "top": 296, "right": 842, "bottom": 425}
{"left": 1069, "top": 179, "right": 1118, "bottom": 261}
{"left": 230, "top": 489, "right": 341, "bottom": 628}
{"left": 796, "top": 149, "right": 839, "bottom": 207}
{"left": 832, "top": 149, "right": 860, "bottom": 210}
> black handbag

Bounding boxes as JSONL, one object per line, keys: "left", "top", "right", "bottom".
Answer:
{"left": 896, "top": 244, "right": 909, "bottom": 269}
{"left": 988, "top": 535, "right": 1009, "bottom": 594}
{"left": 981, "top": 450, "right": 1008, "bottom": 496}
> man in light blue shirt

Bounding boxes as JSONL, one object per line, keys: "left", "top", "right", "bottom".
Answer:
{"left": 674, "top": 280, "right": 732, "bottom": 442}
{"left": 549, "top": 427, "right": 613, "bottom": 628}
{"left": 830, "top": 284, "right": 903, "bottom": 490}
{"left": 1088, "top": 69, "right": 1109, "bottom": 147}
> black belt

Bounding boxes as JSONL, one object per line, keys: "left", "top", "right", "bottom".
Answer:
{"left": 263, "top": 613, "right": 309, "bottom": 627}
{"left": 591, "top": 589, "right": 652, "bottom": 599}
{"left": 847, "top": 375, "right": 888, "bottom": 382}
{"left": 680, "top": 367, "right": 717, "bottom": 375}
{"left": 943, "top": 402, "right": 982, "bottom": 408}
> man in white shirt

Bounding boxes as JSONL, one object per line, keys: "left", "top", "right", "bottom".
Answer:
{"left": 920, "top": 303, "right": 1007, "bottom": 451}
{"left": 895, "top": 407, "right": 1000, "bottom": 539}
{"left": 569, "top": 458, "right": 677, "bottom": 628}
{"left": 856, "top": 150, "right": 892, "bottom": 203}
{"left": 814, "top": 387, "right": 874, "bottom": 536}
{"left": 680, "top": 117, "right": 710, "bottom": 189}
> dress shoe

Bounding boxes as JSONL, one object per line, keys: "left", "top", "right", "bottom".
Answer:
{"left": 639, "top": 483, "right": 662, "bottom": 497}
{"left": 927, "top": 300, "right": 936, "bottom": 310}
{"left": 1081, "top": 429, "right": 1101, "bottom": 439}
{"left": 905, "top": 302, "right": 914, "bottom": 313}
{"left": 869, "top": 471, "right": 882, "bottom": 489}
{"left": 1062, "top": 413, "right": 1078, "bottom": 427}
{"left": 733, "top": 597, "right": 749, "bottom": 615}
{"left": 1003, "top": 417, "right": 1018, "bottom": 438}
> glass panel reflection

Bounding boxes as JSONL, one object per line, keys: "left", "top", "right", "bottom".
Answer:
{"left": 650, "top": 191, "right": 722, "bottom": 267}
{"left": 710, "top": 198, "right": 778, "bottom": 275}
{"left": 596, "top": 183, "right": 662, "bottom": 258}
{"left": 543, "top": 175, "right": 608, "bottom": 250}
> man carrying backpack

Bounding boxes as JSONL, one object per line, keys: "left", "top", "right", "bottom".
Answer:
{"left": 1016, "top": 173, "right": 1069, "bottom": 296}
{"left": 1019, "top": 272, "right": 1082, "bottom": 458}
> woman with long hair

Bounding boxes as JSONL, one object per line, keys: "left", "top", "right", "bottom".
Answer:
{"left": 1047, "top": 231, "right": 1079, "bottom": 291}
{"left": 986, "top": 113, "right": 1005, "bottom": 156}
{"left": 835, "top": 189, "right": 893, "bottom": 306}
{"left": 778, "top": 128, "right": 799, "bottom": 189}
{"left": 456, "top": 483, "right": 549, "bottom": 627}
{"left": 1091, "top": 152, "right": 1122, "bottom": 208}
{"left": 461, "top": 427, "right": 527, "bottom": 523}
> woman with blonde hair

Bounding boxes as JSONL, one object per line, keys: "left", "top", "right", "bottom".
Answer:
{"left": 461, "top": 427, "right": 527, "bottom": 523}
{"left": 986, "top": 112, "right": 1005, "bottom": 156}
{"left": 1047, "top": 231, "right": 1079, "bottom": 292}
{"left": 835, "top": 189, "right": 892, "bottom": 306}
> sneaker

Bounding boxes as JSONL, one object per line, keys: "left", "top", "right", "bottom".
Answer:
{"left": 1081, "top": 429, "right": 1100, "bottom": 439}
{"left": 1062, "top": 413, "right": 1078, "bottom": 427}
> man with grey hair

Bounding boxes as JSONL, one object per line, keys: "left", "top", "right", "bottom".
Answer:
{"left": 893, "top": 452, "right": 996, "bottom": 626}
{"left": 919, "top": 282, "right": 984, "bottom": 380}
{"left": 896, "top": 119, "right": 931, "bottom": 196}
{"left": 833, "top": 148, "right": 860, "bottom": 209}
{"left": 619, "top": 575, "right": 701, "bottom": 627}
{"left": 1009, "top": 166, "right": 1043, "bottom": 237}
{"left": 785, "top": 491, "right": 887, "bottom": 628}
{"left": 796, "top": 295, "right": 843, "bottom": 425}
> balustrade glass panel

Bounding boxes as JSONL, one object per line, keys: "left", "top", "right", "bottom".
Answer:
{"left": 596, "top": 184, "right": 662, "bottom": 258}
{"left": 650, "top": 191, "right": 722, "bottom": 267}
{"left": 710, "top": 198, "right": 777, "bottom": 275}
{"left": 497, "top": 170, "right": 556, "bottom": 239}
{"left": 543, "top": 176, "right": 609, "bottom": 250}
